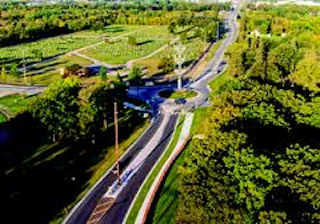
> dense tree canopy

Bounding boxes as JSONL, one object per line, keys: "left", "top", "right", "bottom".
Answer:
{"left": 177, "top": 4, "right": 320, "bottom": 224}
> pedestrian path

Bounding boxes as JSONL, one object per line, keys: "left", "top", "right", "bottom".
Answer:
{"left": 105, "top": 113, "right": 171, "bottom": 199}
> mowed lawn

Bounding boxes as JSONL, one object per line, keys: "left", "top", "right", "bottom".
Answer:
{"left": 0, "top": 25, "right": 145, "bottom": 66}
{"left": 80, "top": 26, "right": 174, "bottom": 65}
{"left": 152, "top": 36, "right": 208, "bottom": 65}
{"left": 24, "top": 55, "right": 92, "bottom": 85}
{"left": 0, "top": 94, "right": 35, "bottom": 114}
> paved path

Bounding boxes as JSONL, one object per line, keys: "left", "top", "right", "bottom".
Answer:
{"left": 106, "top": 113, "right": 172, "bottom": 198}
{"left": 134, "top": 112, "right": 194, "bottom": 224}
{"left": 0, "top": 84, "right": 46, "bottom": 97}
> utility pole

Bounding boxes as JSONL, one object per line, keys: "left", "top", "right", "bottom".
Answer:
{"left": 22, "top": 50, "right": 27, "bottom": 84}
{"left": 173, "top": 41, "right": 187, "bottom": 90}
{"left": 114, "top": 102, "right": 121, "bottom": 187}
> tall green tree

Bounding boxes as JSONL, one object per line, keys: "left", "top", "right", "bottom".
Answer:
{"left": 1, "top": 65, "right": 8, "bottom": 83}
{"left": 99, "top": 66, "right": 108, "bottom": 81}
{"left": 30, "top": 77, "right": 81, "bottom": 142}
{"left": 10, "top": 63, "right": 18, "bottom": 77}
{"left": 129, "top": 65, "right": 143, "bottom": 86}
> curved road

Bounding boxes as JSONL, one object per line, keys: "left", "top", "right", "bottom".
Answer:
{"left": 64, "top": 113, "right": 178, "bottom": 224}
{"left": 0, "top": 2, "right": 242, "bottom": 224}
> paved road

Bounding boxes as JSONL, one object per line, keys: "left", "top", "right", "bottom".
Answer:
{"left": 64, "top": 113, "right": 178, "bottom": 224}
{"left": 99, "top": 114, "right": 178, "bottom": 224}
{"left": 0, "top": 84, "right": 46, "bottom": 97}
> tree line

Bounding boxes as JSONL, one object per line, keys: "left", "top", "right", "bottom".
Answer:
{"left": 0, "top": 1, "right": 229, "bottom": 47}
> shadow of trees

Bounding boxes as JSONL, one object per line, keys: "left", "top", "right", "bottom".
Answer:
{"left": 0, "top": 110, "right": 144, "bottom": 223}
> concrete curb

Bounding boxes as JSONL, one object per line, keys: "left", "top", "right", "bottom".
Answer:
{"left": 62, "top": 116, "right": 155, "bottom": 224}
{"left": 122, "top": 113, "right": 182, "bottom": 224}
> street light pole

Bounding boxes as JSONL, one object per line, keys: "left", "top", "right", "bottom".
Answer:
{"left": 173, "top": 41, "right": 187, "bottom": 90}
{"left": 114, "top": 102, "right": 121, "bottom": 186}
{"left": 22, "top": 50, "right": 27, "bottom": 84}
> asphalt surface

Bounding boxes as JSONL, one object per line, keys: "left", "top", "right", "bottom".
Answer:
{"left": 100, "top": 114, "right": 178, "bottom": 224}
{"left": 64, "top": 113, "right": 166, "bottom": 224}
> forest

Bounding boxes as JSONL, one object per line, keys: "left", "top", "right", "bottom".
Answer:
{"left": 0, "top": 1, "right": 229, "bottom": 47}
{"left": 177, "top": 4, "right": 320, "bottom": 224}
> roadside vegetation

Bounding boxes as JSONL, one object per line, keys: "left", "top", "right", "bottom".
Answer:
{"left": 146, "top": 107, "right": 208, "bottom": 224}
{"left": 0, "top": 94, "right": 35, "bottom": 114}
{"left": 159, "top": 89, "right": 197, "bottom": 99}
{"left": 144, "top": 4, "right": 320, "bottom": 224}
{"left": 175, "top": 4, "right": 320, "bottom": 224}
{"left": 126, "top": 115, "right": 185, "bottom": 224}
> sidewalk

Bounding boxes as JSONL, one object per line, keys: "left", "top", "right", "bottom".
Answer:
{"left": 105, "top": 112, "right": 171, "bottom": 198}
{"left": 134, "top": 112, "right": 194, "bottom": 224}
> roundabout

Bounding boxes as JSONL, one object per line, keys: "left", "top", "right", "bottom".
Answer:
{"left": 158, "top": 89, "right": 198, "bottom": 99}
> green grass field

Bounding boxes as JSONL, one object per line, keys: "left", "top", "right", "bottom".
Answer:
{"left": 81, "top": 38, "right": 168, "bottom": 65}
{"left": 4, "top": 55, "right": 92, "bottom": 85}
{"left": 0, "top": 25, "right": 145, "bottom": 66}
{"left": 80, "top": 26, "right": 172, "bottom": 65}
{"left": 0, "top": 113, "right": 6, "bottom": 123}
{"left": 0, "top": 94, "right": 35, "bottom": 114}
{"left": 126, "top": 115, "right": 185, "bottom": 224}
{"left": 159, "top": 90, "right": 197, "bottom": 99}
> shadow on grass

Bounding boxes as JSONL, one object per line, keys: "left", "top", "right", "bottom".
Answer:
{"left": 136, "top": 40, "right": 154, "bottom": 46}
{"left": 104, "top": 26, "right": 126, "bottom": 33}
{"left": 28, "top": 61, "right": 65, "bottom": 72}
{"left": 0, "top": 110, "right": 144, "bottom": 223}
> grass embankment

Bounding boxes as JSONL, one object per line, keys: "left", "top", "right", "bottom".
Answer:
{"left": 0, "top": 94, "right": 35, "bottom": 114}
{"left": 126, "top": 115, "right": 185, "bottom": 224}
{"left": 0, "top": 113, "right": 6, "bottom": 122}
{"left": 146, "top": 108, "right": 208, "bottom": 224}
{"left": 159, "top": 90, "right": 197, "bottom": 99}
{"left": 209, "top": 68, "right": 234, "bottom": 96}
{"left": 53, "top": 119, "right": 150, "bottom": 223}
{"left": 188, "top": 39, "right": 223, "bottom": 78}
